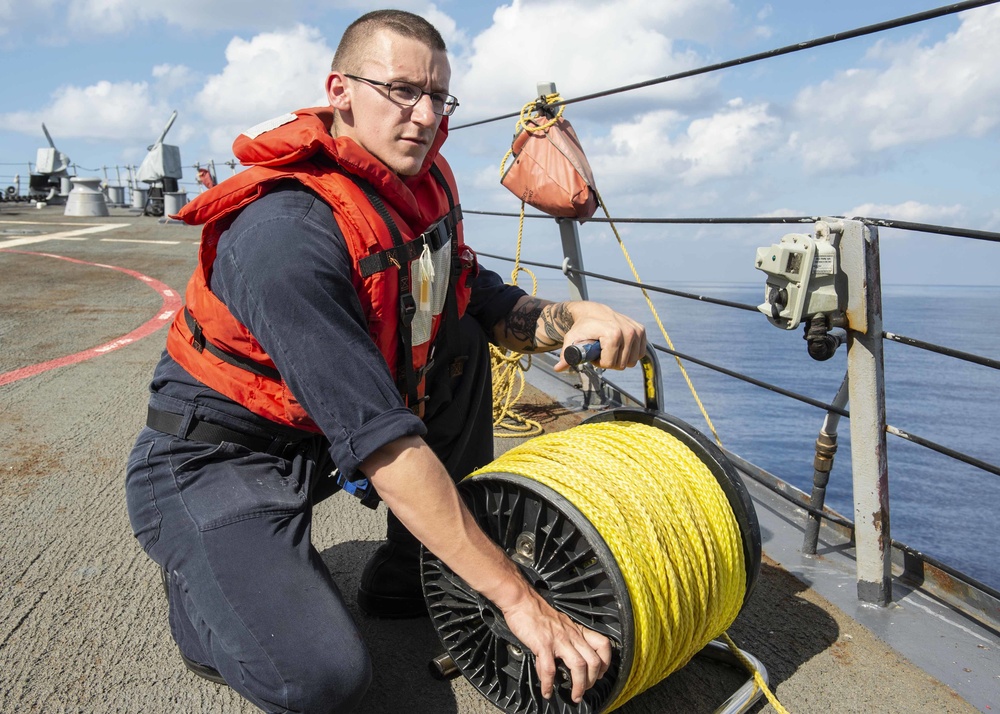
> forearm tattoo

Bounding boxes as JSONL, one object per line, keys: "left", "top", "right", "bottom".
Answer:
{"left": 503, "top": 297, "right": 544, "bottom": 349}
{"left": 504, "top": 299, "right": 575, "bottom": 352}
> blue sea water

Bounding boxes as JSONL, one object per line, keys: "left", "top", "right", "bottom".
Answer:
{"left": 542, "top": 278, "right": 1000, "bottom": 591}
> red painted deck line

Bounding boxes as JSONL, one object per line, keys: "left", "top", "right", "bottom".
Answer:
{"left": 0, "top": 250, "right": 182, "bottom": 387}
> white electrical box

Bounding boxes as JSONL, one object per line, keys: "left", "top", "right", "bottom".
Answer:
{"left": 755, "top": 230, "right": 839, "bottom": 330}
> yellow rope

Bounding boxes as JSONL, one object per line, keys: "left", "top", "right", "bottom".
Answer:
{"left": 500, "top": 94, "right": 566, "bottom": 181}
{"left": 492, "top": 94, "right": 568, "bottom": 438}
{"left": 720, "top": 632, "right": 791, "bottom": 714}
{"left": 468, "top": 420, "right": 787, "bottom": 712}
{"left": 494, "top": 92, "right": 721, "bottom": 446}
{"left": 594, "top": 189, "right": 723, "bottom": 446}
{"left": 490, "top": 198, "right": 543, "bottom": 437}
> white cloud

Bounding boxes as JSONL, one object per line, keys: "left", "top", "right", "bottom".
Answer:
{"left": 0, "top": 0, "right": 58, "bottom": 43}
{"left": 192, "top": 25, "right": 333, "bottom": 155}
{"left": 420, "top": 4, "right": 470, "bottom": 55}
{"left": 680, "top": 99, "right": 781, "bottom": 183}
{"left": 152, "top": 64, "right": 199, "bottom": 97}
{"left": 63, "top": 0, "right": 337, "bottom": 34}
{"left": 589, "top": 99, "right": 781, "bottom": 190}
{"left": 451, "top": 0, "right": 734, "bottom": 120}
{"left": 789, "top": 6, "right": 1000, "bottom": 169}
{"left": 845, "top": 200, "right": 964, "bottom": 224}
{"left": 0, "top": 80, "right": 173, "bottom": 144}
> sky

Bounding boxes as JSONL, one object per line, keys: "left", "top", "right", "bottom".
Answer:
{"left": 1, "top": 0, "right": 998, "bottom": 285}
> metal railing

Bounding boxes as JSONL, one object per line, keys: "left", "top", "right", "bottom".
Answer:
{"left": 476, "top": 212, "right": 1000, "bottom": 607}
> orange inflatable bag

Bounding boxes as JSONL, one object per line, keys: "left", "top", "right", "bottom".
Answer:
{"left": 500, "top": 94, "right": 598, "bottom": 221}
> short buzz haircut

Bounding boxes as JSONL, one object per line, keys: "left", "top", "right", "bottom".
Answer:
{"left": 331, "top": 9, "right": 447, "bottom": 73}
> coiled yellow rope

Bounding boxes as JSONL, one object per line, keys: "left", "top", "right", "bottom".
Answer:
{"left": 469, "top": 420, "right": 788, "bottom": 712}
{"left": 490, "top": 226, "right": 543, "bottom": 437}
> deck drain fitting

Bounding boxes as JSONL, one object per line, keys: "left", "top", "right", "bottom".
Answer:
{"left": 422, "top": 408, "right": 762, "bottom": 713}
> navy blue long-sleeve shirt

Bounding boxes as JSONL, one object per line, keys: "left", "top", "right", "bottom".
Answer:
{"left": 150, "top": 184, "right": 525, "bottom": 479}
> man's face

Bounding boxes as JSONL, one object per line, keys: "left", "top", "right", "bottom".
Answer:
{"left": 327, "top": 30, "right": 451, "bottom": 177}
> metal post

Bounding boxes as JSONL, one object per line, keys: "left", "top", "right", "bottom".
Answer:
{"left": 557, "top": 218, "right": 589, "bottom": 301}
{"left": 536, "top": 78, "right": 590, "bottom": 303}
{"left": 555, "top": 216, "right": 600, "bottom": 403}
{"left": 839, "top": 218, "right": 891, "bottom": 605}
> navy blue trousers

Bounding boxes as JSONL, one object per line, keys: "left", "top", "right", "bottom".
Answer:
{"left": 125, "top": 316, "right": 494, "bottom": 713}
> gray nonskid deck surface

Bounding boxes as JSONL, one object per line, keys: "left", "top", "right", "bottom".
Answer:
{"left": 0, "top": 207, "right": 988, "bottom": 712}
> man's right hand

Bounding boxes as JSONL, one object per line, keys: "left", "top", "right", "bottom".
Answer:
{"left": 500, "top": 588, "right": 612, "bottom": 703}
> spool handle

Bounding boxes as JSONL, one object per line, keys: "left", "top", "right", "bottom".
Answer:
{"left": 564, "top": 341, "right": 662, "bottom": 412}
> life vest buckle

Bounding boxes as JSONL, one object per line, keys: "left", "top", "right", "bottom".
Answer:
{"left": 416, "top": 349, "right": 436, "bottom": 381}
{"left": 190, "top": 316, "right": 205, "bottom": 353}
{"left": 399, "top": 291, "right": 417, "bottom": 326}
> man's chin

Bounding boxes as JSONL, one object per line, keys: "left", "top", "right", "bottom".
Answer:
{"left": 392, "top": 156, "right": 427, "bottom": 177}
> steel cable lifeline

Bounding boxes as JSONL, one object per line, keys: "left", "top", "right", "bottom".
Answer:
{"left": 474, "top": 421, "right": 744, "bottom": 710}
{"left": 451, "top": 0, "right": 1000, "bottom": 131}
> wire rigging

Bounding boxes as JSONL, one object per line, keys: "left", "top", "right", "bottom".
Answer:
{"left": 451, "top": 0, "right": 1000, "bottom": 131}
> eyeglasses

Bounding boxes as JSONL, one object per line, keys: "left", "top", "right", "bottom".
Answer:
{"left": 343, "top": 74, "right": 460, "bottom": 117}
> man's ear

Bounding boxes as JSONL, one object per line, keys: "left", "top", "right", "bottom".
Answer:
{"left": 326, "top": 72, "right": 351, "bottom": 111}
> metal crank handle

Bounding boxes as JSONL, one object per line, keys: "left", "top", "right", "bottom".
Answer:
{"left": 564, "top": 340, "right": 602, "bottom": 367}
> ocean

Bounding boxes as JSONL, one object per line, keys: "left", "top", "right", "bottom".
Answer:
{"left": 536, "top": 278, "right": 1000, "bottom": 592}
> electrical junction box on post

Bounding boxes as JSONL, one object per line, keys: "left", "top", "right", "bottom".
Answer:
{"left": 755, "top": 229, "right": 839, "bottom": 330}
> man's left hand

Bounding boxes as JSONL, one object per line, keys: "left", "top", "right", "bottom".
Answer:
{"left": 554, "top": 302, "right": 646, "bottom": 372}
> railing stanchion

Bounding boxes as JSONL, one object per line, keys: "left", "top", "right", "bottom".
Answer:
{"left": 557, "top": 217, "right": 589, "bottom": 301}
{"left": 841, "top": 219, "right": 892, "bottom": 605}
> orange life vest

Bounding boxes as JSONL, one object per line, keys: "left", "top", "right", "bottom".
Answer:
{"left": 166, "top": 107, "right": 474, "bottom": 432}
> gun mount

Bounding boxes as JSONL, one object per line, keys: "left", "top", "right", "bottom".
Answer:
{"left": 29, "top": 123, "right": 72, "bottom": 203}
{"left": 137, "top": 110, "right": 183, "bottom": 216}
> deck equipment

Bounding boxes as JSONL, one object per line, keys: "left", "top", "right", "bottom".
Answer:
{"left": 136, "top": 110, "right": 183, "bottom": 216}
{"left": 29, "top": 123, "right": 71, "bottom": 203}
{"left": 423, "top": 348, "right": 777, "bottom": 713}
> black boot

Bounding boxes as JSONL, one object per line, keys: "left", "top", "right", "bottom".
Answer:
{"left": 160, "top": 567, "right": 228, "bottom": 685}
{"left": 357, "top": 512, "right": 427, "bottom": 618}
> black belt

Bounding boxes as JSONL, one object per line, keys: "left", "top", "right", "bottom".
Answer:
{"left": 146, "top": 406, "right": 306, "bottom": 458}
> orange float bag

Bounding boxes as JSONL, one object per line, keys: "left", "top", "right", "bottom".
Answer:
{"left": 500, "top": 101, "right": 598, "bottom": 221}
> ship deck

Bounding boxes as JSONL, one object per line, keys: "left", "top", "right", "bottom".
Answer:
{"left": 1, "top": 204, "right": 996, "bottom": 713}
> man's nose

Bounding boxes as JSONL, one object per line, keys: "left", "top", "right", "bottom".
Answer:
{"left": 410, "top": 93, "right": 438, "bottom": 126}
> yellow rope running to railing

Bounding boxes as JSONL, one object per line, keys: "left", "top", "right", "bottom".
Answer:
{"left": 594, "top": 188, "right": 723, "bottom": 446}
{"left": 492, "top": 93, "right": 720, "bottom": 447}
{"left": 468, "top": 420, "right": 788, "bottom": 712}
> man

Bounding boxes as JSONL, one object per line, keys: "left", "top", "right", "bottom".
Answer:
{"left": 126, "top": 9, "right": 646, "bottom": 713}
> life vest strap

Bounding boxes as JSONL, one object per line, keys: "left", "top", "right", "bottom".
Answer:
{"left": 184, "top": 307, "right": 283, "bottom": 382}
{"left": 357, "top": 204, "right": 463, "bottom": 278}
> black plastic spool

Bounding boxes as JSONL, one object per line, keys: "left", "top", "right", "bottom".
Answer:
{"left": 421, "top": 408, "right": 762, "bottom": 714}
